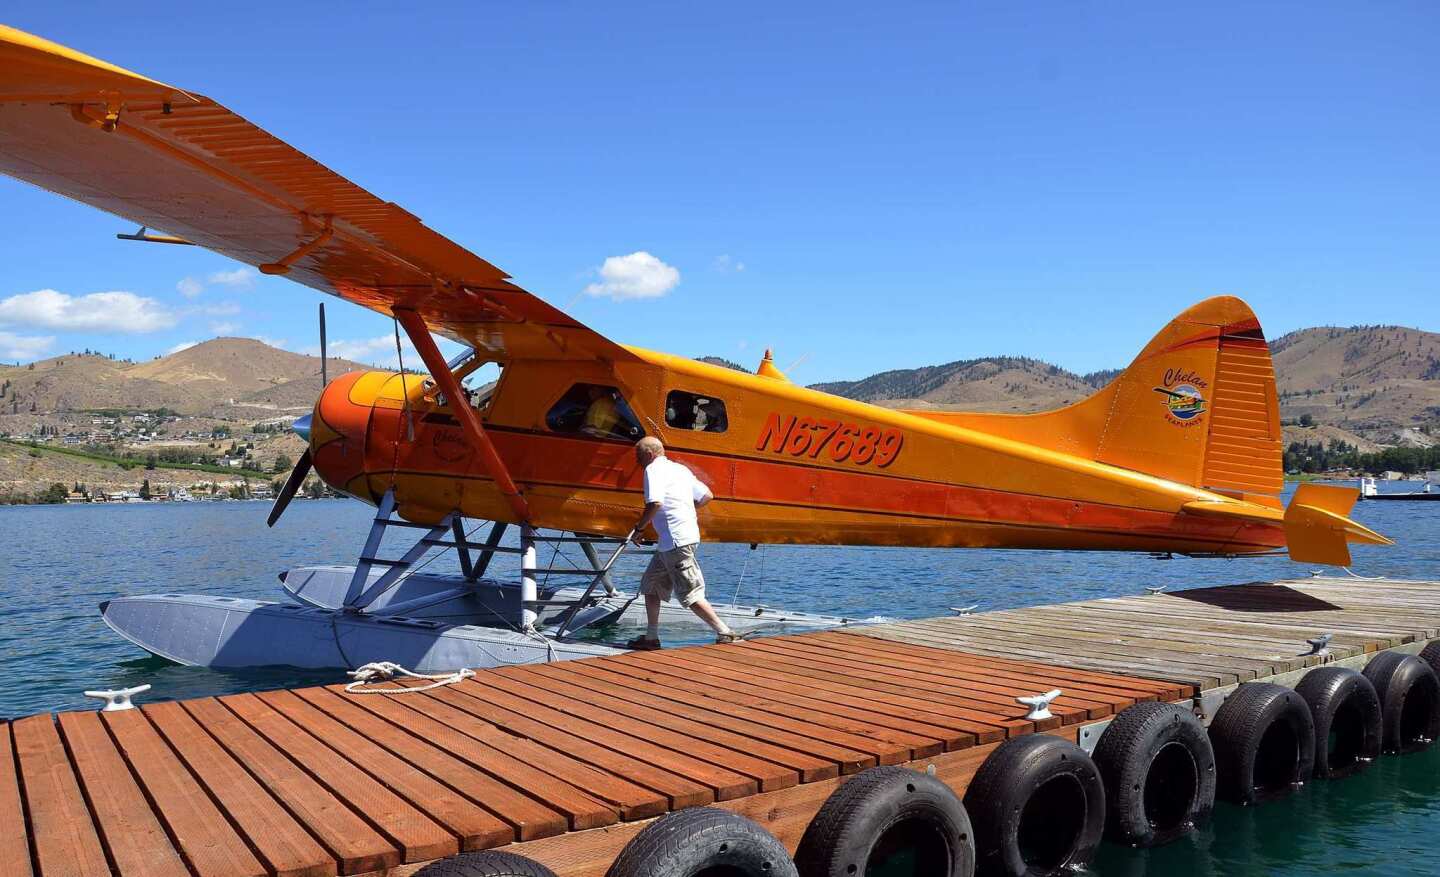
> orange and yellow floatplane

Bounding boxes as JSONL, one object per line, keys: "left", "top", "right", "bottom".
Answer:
{"left": 0, "top": 26, "right": 1391, "bottom": 669}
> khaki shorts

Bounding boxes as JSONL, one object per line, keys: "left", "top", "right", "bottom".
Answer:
{"left": 639, "top": 544, "right": 707, "bottom": 607}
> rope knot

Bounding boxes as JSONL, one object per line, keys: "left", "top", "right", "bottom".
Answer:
{"left": 344, "top": 661, "right": 475, "bottom": 694}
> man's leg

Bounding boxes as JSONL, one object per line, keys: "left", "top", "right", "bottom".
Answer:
{"left": 687, "top": 597, "right": 735, "bottom": 637}
{"left": 671, "top": 545, "right": 737, "bottom": 639}
{"left": 644, "top": 591, "right": 662, "bottom": 641}
{"left": 627, "top": 553, "right": 670, "bottom": 649}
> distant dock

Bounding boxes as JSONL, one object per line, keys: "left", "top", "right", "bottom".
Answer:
{"left": 5, "top": 575, "right": 1440, "bottom": 876}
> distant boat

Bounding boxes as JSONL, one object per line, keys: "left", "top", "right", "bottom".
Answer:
{"left": 1359, "top": 476, "right": 1440, "bottom": 502}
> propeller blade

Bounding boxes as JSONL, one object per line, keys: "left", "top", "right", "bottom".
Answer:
{"left": 267, "top": 449, "right": 313, "bottom": 527}
{"left": 318, "top": 302, "right": 328, "bottom": 386}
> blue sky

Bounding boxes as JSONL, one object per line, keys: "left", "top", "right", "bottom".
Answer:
{"left": 1, "top": 2, "right": 1436, "bottom": 380}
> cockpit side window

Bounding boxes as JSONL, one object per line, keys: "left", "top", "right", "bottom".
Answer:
{"left": 546, "top": 383, "right": 644, "bottom": 440}
{"left": 665, "top": 390, "right": 728, "bottom": 433}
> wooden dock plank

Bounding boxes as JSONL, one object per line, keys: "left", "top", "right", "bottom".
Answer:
{"left": 933, "top": 612, "right": 1300, "bottom": 677}
{"left": 795, "top": 634, "right": 1122, "bottom": 718}
{"left": 619, "top": 648, "right": 976, "bottom": 751}
{"left": 222, "top": 693, "right": 457, "bottom": 863}
{"left": 808, "top": 632, "right": 1144, "bottom": 711}
{"left": 182, "top": 697, "right": 402, "bottom": 875}
{"left": 11, "top": 714, "right": 112, "bottom": 877}
{"left": 286, "top": 686, "right": 588, "bottom": 835}
{"left": 143, "top": 700, "right": 336, "bottom": 877}
{"left": 0, "top": 724, "right": 34, "bottom": 877}
{"left": 461, "top": 676, "right": 758, "bottom": 800}
{"left": 485, "top": 670, "right": 800, "bottom": 791}
{"left": 1025, "top": 602, "right": 1381, "bottom": 656}
{"left": 332, "top": 685, "right": 668, "bottom": 821}
{"left": 258, "top": 689, "right": 559, "bottom": 841}
{"left": 889, "top": 618, "right": 1264, "bottom": 683}
{"left": 511, "top": 663, "right": 844, "bottom": 781}
{"left": 102, "top": 708, "right": 268, "bottom": 877}
{"left": 688, "top": 641, "right": 1020, "bottom": 741}
{"left": 593, "top": 653, "right": 947, "bottom": 759}
{"left": 554, "top": 660, "right": 892, "bottom": 769}
{"left": 828, "top": 632, "right": 1185, "bottom": 702}
{"left": 857, "top": 623, "right": 1221, "bottom": 689}
{"left": 759, "top": 636, "right": 1111, "bottom": 720}
{"left": 417, "top": 683, "right": 713, "bottom": 810}
{"left": 55, "top": 711, "right": 190, "bottom": 877}
{"left": 737, "top": 639, "right": 1045, "bottom": 732}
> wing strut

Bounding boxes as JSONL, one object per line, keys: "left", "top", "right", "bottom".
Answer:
{"left": 392, "top": 307, "right": 531, "bottom": 523}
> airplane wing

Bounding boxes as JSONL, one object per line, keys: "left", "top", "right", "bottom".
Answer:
{"left": 0, "top": 25, "right": 632, "bottom": 363}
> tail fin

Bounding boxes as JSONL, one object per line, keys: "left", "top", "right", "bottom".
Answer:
{"left": 1284, "top": 483, "right": 1393, "bottom": 566}
{"left": 907, "top": 296, "right": 1284, "bottom": 504}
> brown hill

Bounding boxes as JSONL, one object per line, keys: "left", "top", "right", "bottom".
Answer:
{"left": 0, "top": 338, "right": 367, "bottom": 416}
{"left": 811, "top": 326, "right": 1440, "bottom": 446}
{"left": 1270, "top": 326, "right": 1440, "bottom": 444}
{"left": 810, "top": 356, "right": 1109, "bottom": 413}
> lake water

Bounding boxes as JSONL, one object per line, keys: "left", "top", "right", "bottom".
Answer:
{"left": 1, "top": 484, "right": 1437, "bottom": 875}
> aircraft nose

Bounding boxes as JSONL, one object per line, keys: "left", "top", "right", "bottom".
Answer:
{"left": 291, "top": 414, "right": 313, "bottom": 443}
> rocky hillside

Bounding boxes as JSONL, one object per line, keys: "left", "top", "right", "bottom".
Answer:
{"left": 810, "top": 325, "right": 1439, "bottom": 447}
{"left": 1270, "top": 326, "right": 1440, "bottom": 445}
{"left": 811, "top": 357, "right": 1114, "bottom": 413}
{"left": 0, "top": 339, "right": 367, "bottom": 416}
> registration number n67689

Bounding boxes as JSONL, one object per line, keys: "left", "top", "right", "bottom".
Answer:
{"left": 755, "top": 412, "right": 903, "bottom": 467}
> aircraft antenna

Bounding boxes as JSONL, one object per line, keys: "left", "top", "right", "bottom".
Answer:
{"left": 319, "top": 302, "right": 328, "bottom": 386}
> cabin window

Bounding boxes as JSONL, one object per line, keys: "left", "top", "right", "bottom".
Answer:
{"left": 546, "top": 383, "right": 644, "bottom": 440}
{"left": 425, "top": 361, "right": 503, "bottom": 415}
{"left": 665, "top": 390, "right": 728, "bottom": 433}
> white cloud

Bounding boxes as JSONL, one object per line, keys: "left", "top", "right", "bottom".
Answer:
{"left": 583, "top": 251, "right": 680, "bottom": 301}
{"left": 208, "top": 268, "right": 255, "bottom": 289}
{"left": 209, "top": 321, "right": 240, "bottom": 335}
{"left": 0, "top": 289, "right": 177, "bottom": 333}
{"left": 175, "top": 267, "right": 255, "bottom": 300}
{"left": 306, "top": 332, "right": 464, "bottom": 369}
{"left": 0, "top": 331, "right": 54, "bottom": 361}
{"left": 166, "top": 340, "right": 199, "bottom": 355}
{"left": 713, "top": 254, "right": 746, "bottom": 273}
{"left": 200, "top": 302, "right": 241, "bottom": 316}
{"left": 252, "top": 336, "right": 288, "bottom": 350}
{"left": 314, "top": 334, "right": 414, "bottom": 366}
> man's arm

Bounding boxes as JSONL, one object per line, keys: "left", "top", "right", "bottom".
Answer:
{"left": 632, "top": 501, "right": 661, "bottom": 543}
{"left": 693, "top": 480, "right": 714, "bottom": 508}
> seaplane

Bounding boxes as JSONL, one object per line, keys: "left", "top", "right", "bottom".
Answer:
{"left": 0, "top": 26, "right": 1392, "bottom": 672}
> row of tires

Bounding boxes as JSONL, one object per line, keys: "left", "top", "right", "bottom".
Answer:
{"left": 416, "top": 645, "right": 1440, "bottom": 877}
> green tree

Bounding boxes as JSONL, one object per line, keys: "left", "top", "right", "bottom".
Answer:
{"left": 145, "top": 453, "right": 157, "bottom": 470}
{"left": 139, "top": 479, "right": 151, "bottom": 500}
{"left": 1297, "top": 413, "right": 1315, "bottom": 427}
{"left": 272, "top": 454, "right": 292, "bottom": 473}
{"left": 37, "top": 483, "right": 68, "bottom": 504}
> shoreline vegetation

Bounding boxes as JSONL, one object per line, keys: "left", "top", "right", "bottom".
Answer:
{"left": 0, "top": 438, "right": 333, "bottom": 505}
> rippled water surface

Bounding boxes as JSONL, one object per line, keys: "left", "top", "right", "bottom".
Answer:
{"left": 1, "top": 484, "right": 1437, "bottom": 875}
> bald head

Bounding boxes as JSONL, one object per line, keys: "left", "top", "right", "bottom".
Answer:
{"left": 635, "top": 436, "right": 664, "bottom": 465}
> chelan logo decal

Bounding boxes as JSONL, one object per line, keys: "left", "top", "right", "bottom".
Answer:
{"left": 1153, "top": 368, "right": 1208, "bottom": 426}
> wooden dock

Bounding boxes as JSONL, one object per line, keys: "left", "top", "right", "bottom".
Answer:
{"left": 4, "top": 575, "right": 1438, "bottom": 877}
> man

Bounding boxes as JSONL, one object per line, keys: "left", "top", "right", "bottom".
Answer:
{"left": 626, "top": 436, "right": 742, "bottom": 649}
{"left": 581, "top": 385, "right": 621, "bottom": 437}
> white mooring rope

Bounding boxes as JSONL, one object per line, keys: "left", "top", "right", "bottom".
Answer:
{"left": 344, "top": 661, "right": 475, "bottom": 694}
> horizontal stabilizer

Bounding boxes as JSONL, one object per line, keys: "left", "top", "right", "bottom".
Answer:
{"left": 1283, "top": 484, "right": 1393, "bottom": 567}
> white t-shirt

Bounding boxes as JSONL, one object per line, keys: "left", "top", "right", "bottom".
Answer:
{"left": 643, "top": 456, "right": 712, "bottom": 551}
